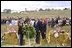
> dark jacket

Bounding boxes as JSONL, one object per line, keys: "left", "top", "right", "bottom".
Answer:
{"left": 37, "top": 20, "right": 46, "bottom": 32}
{"left": 18, "top": 19, "right": 24, "bottom": 34}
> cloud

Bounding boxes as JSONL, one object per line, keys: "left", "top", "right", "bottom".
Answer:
{"left": 1, "top": 1, "right": 71, "bottom": 12}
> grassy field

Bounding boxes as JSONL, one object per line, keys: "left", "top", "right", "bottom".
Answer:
{"left": 1, "top": 10, "right": 71, "bottom": 47}
{"left": 1, "top": 10, "right": 71, "bottom": 19}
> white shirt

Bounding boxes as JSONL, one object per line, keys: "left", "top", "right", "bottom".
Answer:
{"left": 66, "top": 20, "right": 69, "bottom": 24}
{"left": 58, "top": 19, "right": 62, "bottom": 25}
{"left": 30, "top": 20, "right": 35, "bottom": 26}
{"left": 11, "top": 20, "right": 18, "bottom": 25}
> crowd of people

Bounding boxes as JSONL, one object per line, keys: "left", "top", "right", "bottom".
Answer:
{"left": 1, "top": 16, "right": 71, "bottom": 27}
{"left": 1, "top": 16, "right": 71, "bottom": 45}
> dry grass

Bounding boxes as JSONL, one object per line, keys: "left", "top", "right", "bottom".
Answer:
{"left": 1, "top": 10, "right": 71, "bottom": 47}
{"left": 1, "top": 10, "right": 71, "bottom": 19}
{"left": 1, "top": 25, "right": 71, "bottom": 47}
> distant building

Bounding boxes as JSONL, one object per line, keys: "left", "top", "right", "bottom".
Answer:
{"left": 25, "top": 8, "right": 27, "bottom": 11}
{"left": 11, "top": 10, "right": 21, "bottom": 13}
{"left": 20, "top": 11, "right": 24, "bottom": 13}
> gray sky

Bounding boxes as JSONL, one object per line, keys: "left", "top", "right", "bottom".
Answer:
{"left": 1, "top": 1, "right": 71, "bottom": 12}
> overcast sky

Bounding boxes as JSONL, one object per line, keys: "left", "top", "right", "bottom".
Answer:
{"left": 1, "top": 1, "right": 71, "bottom": 12}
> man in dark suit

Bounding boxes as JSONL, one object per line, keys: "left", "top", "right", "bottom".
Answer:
{"left": 39, "top": 19, "right": 46, "bottom": 39}
{"left": 34, "top": 19, "right": 40, "bottom": 44}
{"left": 18, "top": 18, "right": 24, "bottom": 45}
{"left": 34, "top": 18, "right": 47, "bottom": 44}
{"left": 51, "top": 18, "right": 55, "bottom": 28}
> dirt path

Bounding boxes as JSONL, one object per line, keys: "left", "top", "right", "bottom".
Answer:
{"left": 1, "top": 45, "right": 33, "bottom": 47}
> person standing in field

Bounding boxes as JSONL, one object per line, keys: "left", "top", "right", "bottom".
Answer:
{"left": 51, "top": 18, "right": 55, "bottom": 28}
{"left": 34, "top": 18, "right": 40, "bottom": 44}
{"left": 18, "top": 17, "right": 24, "bottom": 45}
{"left": 39, "top": 18, "right": 47, "bottom": 45}
{"left": 40, "top": 18, "right": 47, "bottom": 39}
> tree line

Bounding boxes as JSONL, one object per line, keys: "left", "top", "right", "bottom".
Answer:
{"left": 2, "top": 8, "right": 70, "bottom": 13}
